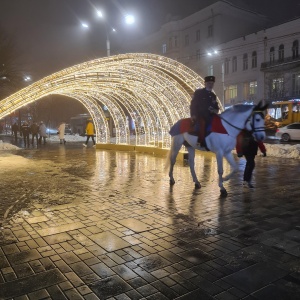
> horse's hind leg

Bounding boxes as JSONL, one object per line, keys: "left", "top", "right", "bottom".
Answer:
{"left": 169, "top": 137, "right": 182, "bottom": 185}
{"left": 187, "top": 147, "right": 201, "bottom": 189}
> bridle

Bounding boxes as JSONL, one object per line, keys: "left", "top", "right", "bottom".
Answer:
{"left": 247, "top": 111, "right": 265, "bottom": 134}
{"left": 218, "top": 109, "right": 265, "bottom": 133}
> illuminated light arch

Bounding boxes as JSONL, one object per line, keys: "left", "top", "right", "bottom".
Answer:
{"left": 0, "top": 53, "right": 223, "bottom": 147}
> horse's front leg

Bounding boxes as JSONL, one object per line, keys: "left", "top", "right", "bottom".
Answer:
{"left": 216, "top": 152, "right": 227, "bottom": 196}
{"left": 187, "top": 147, "right": 201, "bottom": 189}
{"left": 223, "top": 152, "right": 238, "bottom": 181}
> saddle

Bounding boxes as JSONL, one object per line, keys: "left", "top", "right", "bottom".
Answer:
{"left": 169, "top": 115, "right": 227, "bottom": 137}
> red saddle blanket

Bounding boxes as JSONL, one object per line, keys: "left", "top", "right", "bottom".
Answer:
{"left": 178, "top": 116, "right": 227, "bottom": 135}
{"left": 211, "top": 115, "right": 227, "bottom": 134}
{"left": 179, "top": 118, "right": 195, "bottom": 134}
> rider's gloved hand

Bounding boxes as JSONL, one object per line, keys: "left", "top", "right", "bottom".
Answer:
{"left": 262, "top": 152, "right": 267, "bottom": 157}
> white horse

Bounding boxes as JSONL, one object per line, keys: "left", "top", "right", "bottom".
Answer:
{"left": 167, "top": 102, "right": 268, "bottom": 196}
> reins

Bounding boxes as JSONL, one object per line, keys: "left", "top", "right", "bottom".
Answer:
{"left": 218, "top": 110, "right": 265, "bottom": 133}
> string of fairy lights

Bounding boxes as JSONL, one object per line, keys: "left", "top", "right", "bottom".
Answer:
{"left": 0, "top": 53, "right": 223, "bottom": 147}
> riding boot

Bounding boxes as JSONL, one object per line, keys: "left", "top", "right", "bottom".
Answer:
{"left": 197, "top": 118, "right": 206, "bottom": 147}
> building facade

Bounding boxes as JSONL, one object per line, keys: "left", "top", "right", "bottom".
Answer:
{"left": 213, "top": 17, "right": 300, "bottom": 108}
{"left": 125, "top": 1, "right": 300, "bottom": 111}
{"left": 124, "top": 1, "right": 268, "bottom": 107}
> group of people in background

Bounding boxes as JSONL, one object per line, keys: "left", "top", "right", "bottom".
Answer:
{"left": 11, "top": 119, "right": 96, "bottom": 148}
{"left": 12, "top": 121, "right": 48, "bottom": 147}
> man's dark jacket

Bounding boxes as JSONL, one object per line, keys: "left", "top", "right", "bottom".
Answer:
{"left": 190, "top": 88, "right": 219, "bottom": 122}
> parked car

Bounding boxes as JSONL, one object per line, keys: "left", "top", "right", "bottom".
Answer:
{"left": 275, "top": 122, "right": 300, "bottom": 141}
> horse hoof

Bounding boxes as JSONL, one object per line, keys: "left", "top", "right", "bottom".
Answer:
{"left": 220, "top": 189, "right": 228, "bottom": 197}
{"left": 195, "top": 183, "right": 201, "bottom": 189}
{"left": 170, "top": 179, "right": 175, "bottom": 186}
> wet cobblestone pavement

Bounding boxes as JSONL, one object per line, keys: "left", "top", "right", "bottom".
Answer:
{"left": 0, "top": 143, "right": 300, "bottom": 299}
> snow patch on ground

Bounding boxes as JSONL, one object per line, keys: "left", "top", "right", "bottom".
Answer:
{"left": 265, "top": 143, "right": 300, "bottom": 159}
{"left": 49, "top": 134, "right": 86, "bottom": 142}
{"left": 0, "top": 140, "right": 20, "bottom": 150}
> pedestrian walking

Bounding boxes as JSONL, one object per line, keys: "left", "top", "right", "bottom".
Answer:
{"left": 30, "top": 122, "right": 39, "bottom": 145}
{"left": 21, "top": 121, "right": 30, "bottom": 148}
{"left": 83, "top": 118, "right": 96, "bottom": 147}
{"left": 190, "top": 76, "right": 219, "bottom": 149}
{"left": 38, "top": 121, "right": 47, "bottom": 145}
{"left": 57, "top": 122, "right": 66, "bottom": 144}
{"left": 12, "top": 122, "right": 18, "bottom": 143}
{"left": 236, "top": 129, "right": 267, "bottom": 188}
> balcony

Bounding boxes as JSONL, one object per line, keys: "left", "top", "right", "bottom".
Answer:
{"left": 261, "top": 56, "right": 300, "bottom": 70}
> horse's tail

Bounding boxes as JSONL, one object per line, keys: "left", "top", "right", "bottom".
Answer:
{"left": 164, "top": 138, "right": 174, "bottom": 172}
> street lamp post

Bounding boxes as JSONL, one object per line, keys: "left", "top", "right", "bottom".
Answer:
{"left": 82, "top": 10, "right": 135, "bottom": 57}
{"left": 207, "top": 50, "right": 225, "bottom": 110}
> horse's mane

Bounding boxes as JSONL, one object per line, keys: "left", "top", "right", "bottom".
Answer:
{"left": 220, "top": 104, "right": 254, "bottom": 118}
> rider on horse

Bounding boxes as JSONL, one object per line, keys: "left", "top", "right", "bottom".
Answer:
{"left": 190, "top": 75, "right": 220, "bottom": 148}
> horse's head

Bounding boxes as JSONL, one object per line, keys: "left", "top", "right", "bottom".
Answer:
{"left": 245, "top": 101, "right": 268, "bottom": 141}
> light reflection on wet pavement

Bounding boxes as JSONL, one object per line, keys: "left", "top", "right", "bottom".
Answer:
{"left": 0, "top": 143, "right": 300, "bottom": 299}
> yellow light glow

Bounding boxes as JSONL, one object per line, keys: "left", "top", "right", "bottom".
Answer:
{"left": 0, "top": 53, "right": 223, "bottom": 146}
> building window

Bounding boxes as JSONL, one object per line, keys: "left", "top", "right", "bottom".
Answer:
{"left": 232, "top": 56, "right": 237, "bottom": 72}
{"left": 270, "top": 47, "right": 275, "bottom": 63}
{"left": 252, "top": 51, "right": 257, "bottom": 68}
{"left": 225, "top": 85, "right": 237, "bottom": 103}
{"left": 279, "top": 44, "right": 284, "bottom": 61}
{"left": 196, "top": 30, "right": 200, "bottom": 41}
{"left": 196, "top": 49, "right": 201, "bottom": 61}
{"left": 243, "top": 53, "right": 248, "bottom": 70}
{"left": 271, "top": 77, "right": 284, "bottom": 99}
{"left": 249, "top": 81, "right": 257, "bottom": 95}
{"left": 292, "top": 74, "right": 300, "bottom": 95}
{"left": 224, "top": 59, "right": 229, "bottom": 74}
{"left": 185, "top": 34, "right": 189, "bottom": 46}
{"left": 208, "top": 25, "right": 213, "bottom": 37}
{"left": 162, "top": 43, "right": 167, "bottom": 54}
{"left": 208, "top": 65, "right": 213, "bottom": 76}
{"left": 174, "top": 36, "right": 178, "bottom": 48}
{"left": 292, "top": 40, "right": 299, "bottom": 59}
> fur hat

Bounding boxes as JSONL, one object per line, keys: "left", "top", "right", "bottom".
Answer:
{"left": 204, "top": 76, "right": 215, "bottom": 82}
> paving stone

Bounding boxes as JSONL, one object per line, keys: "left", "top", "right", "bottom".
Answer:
{"left": 37, "top": 222, "right": 85, "bottom": 237}
{"left": 134, "top": 254, "right": 172, "bottom": 272}
{"left": 174, "top": 288, "right": 216, "bottom": 299}
{"left": 90, "top": 232, "right": 131, "bottom": 252}
{"left": 7, "top": 249, "right": 42, "bottom": 265}
{"left": 26, "top": 216, "right": 49, "bottom": 224}
{"left": 223, "top": 262, "right": 289, "bottom": 294}
{"left": 112, "top": 264, "right": 138, "bottom": 280}
{"left": 90, "top": 263, "right": 115, "bottom": 278}
{"left": 0, "top": 268, "right": 66, "bottom": 299}
{"left": 88, "top": 275, "right": 132, "bottom": 299}
{"left": 178, "top": 249, "right": 214, "bottom": 264}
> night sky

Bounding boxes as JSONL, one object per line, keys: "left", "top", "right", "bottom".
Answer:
{"left": 1, "top": 0, "right": 300, "bottom": 80}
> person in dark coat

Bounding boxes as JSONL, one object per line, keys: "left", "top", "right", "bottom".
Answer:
{"left": 30, "top": 122, "right": 39, "bottom": 145}
{"left": 12, "top": 122, "right": 18, "bottom": 143}
{"left": 190, "top": 75, "right": 219, "bottom": 148}
{"left": 236, "top": 130, "right": 266, "bottom": 188}
{"left": 21, "top": 121, "right": 30, "bottom": 148}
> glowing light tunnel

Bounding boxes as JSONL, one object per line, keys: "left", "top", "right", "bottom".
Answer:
{"left": 0, "top": 53, "right": 222, "bottom": 147}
